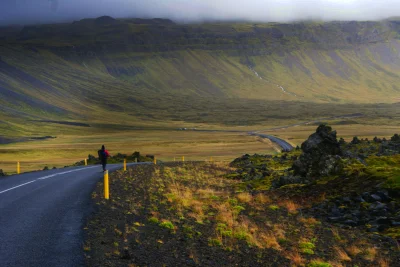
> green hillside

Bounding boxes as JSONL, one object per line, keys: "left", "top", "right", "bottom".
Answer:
{"left": 2, "top": 18, "right": 400, "bottom": 136}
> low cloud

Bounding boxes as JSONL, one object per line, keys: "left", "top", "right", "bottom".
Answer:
{"left": 1, "top": 0, "right": 400, "bottom": 25}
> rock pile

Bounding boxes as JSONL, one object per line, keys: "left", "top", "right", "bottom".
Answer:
{"left": 292, "top": 125, "right": 343, "bottom": 178}
{"left": 351, "top": 136, "right": 361, "bottom": 144}
{"left": 88, "top": 154, "right": 97, "bottom": 161}
{"left": 0, "top": 169, "right": 5, "bottom": 177}
{"left": 272, "top": 175, "right": 305, "bottom": 188}
{"left": 309, "top": 190, "right": 400, "bottom": 232}
{"left": 377, "top": 134, "right": 400, "bottom": 156}
{"left": 230, "top": 154, "right": 272, "bottom": 168}
{"left": 230, "top": 154, "right": 273, "bottom": 180}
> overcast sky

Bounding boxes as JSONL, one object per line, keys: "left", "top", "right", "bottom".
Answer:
{"left": 1, "top": 0, "right": 400, "bottom": 26}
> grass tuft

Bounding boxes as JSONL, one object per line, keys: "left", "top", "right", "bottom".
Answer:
{"left": 334, "top": 246, "right": 352, "bottom": 262}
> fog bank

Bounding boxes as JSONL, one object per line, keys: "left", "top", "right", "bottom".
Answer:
{"left": 1, "top": 0, "right": 400, "bottom": 25}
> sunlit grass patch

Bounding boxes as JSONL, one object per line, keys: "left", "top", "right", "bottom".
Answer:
{"left": 279, "top": 200, "right": 300, "bottom": 214}
{"left": 383, "top": 227, "right": 400, "bottom": 239}
{"left": 236, "top": 192, "right": 253, "bottom": 203}
{"left": 259, "top": 232, "right": 281, "bottom": 250}
{"left": 285, "top": 250, "right": 305, "bottom": 266}
{"left": 333, "top": 246, "right": 352, "bottom": 262}
{"left": 363, "top": 246, "right": 378, "bottom": 261}
{"left": 148, "top": 217, "right": 159, "bottom": 224}
{"left": 159, "top": 220, "right": 175, "bottom": 231}
{"left": 377, "top": 258, "right": 390, "bottom": 267}
{"left": 345, "top": 245, "right": 362, "bottom": 257}
{"left": 331, "top": 228, "right": 342, "bottom": 241}
{"left": 299, "top": 217, "right": 321, "bottom": 228}
{"left": 254, "top": 193, "right": 272, "bottom": 205}
{"left": 307, "top": 260, "right": 333, "bottom": 267}
{"left": 299, "top": 240, "right": 316, "bottom": 255}
{"left": 268, "top": 204, "right": 280, "bottom": 211}
{"left": 208, "top": 238, "right": 223, "bottom": 247}
{"left": 215, "top": 203, "right": 235, "bottom": 228}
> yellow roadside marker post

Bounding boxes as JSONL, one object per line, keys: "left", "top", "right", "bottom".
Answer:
{"left": 154, "top": 157, "right": 157, "bottom": 165}
{"left": 17, "top": 161, "right": 20, "bottom": 174}
{"left": 174, "top": 157, "right": 176, "bottom": 162}
{"left": 124, "top": 158, "right": 127, "bottom": 171}
{"left": 84, "top": 159, "right": 87, "bottom": 166}
{"left": 182, "top": 156, "right": 185, "bottom": 162}
{"left": 135, "top": 158, "right": 138, "bottom": 163}
{"left": 104, "top": 170, "right": 109, "bottom": 199}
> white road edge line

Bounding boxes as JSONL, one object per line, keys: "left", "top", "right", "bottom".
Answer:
{"left": 0, "top": 166, "right": 99, "bottom": 195}
{"left": 37, "top": 166, "right": 98, "bottom": 180}
{"left": 0, "top": 180, "right": 37, "bottom": 194}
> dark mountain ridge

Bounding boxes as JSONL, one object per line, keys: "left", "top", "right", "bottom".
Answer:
{"left": 2, "top": 19, "right": 398, "bottom": 52}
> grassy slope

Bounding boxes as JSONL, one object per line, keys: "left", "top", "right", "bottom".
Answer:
{"left": 2, "top": 42, "right": 400, "bottom": 134}
{"left": 4, "top": 40, "right": 400, "bottom": 102}
{"left": 1, "top": 19, "right": 400, "bottom": 131}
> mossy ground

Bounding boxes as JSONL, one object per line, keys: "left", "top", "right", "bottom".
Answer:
{"left": 85, "top": 162, "right": 399, "bottom": 266}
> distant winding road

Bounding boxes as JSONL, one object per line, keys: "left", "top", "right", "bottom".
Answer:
{"left": 249, "top": 132, "right": 294, "bottom": 152}
{"left": 0, "top": 163, "right": 148, "bottom": 267}
{"left": 192, "top": 113, "right": 364, "bottom": 152}
{"left": 248, "top": 113, "right": 364, "bottom": 151}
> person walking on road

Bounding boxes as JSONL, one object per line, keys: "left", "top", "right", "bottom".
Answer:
{"left": 98, "top": 145, "right": 110, "bottom": 171}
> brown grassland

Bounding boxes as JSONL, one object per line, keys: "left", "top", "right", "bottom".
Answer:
{"left": 0, "top": 130, "right": 277, "bottom": 174}
{"left": 2, "top": 118, "right": 400, "bottom": 174}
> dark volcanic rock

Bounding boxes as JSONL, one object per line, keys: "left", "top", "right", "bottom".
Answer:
{"left": 230, "top": 154, "right": 272, "bottom": 168}
{"left": 272, "top": 175, "right": 304, "bottom": 188}
{"left": 377, "top": 134, "right": 400, "bottom": 155}
{"left": 369, "top": 202, "right": 387, "bottom": 211}
{"left": 370, "top": 194, "right": 382, "bottom": 202}
{"left": 88, "top": 154, "right": 97, "bottom": 161}
{"left": 230, "top": 154, "right": 251, "bottom": 168}
{"left": 373, "top": 136, "right": 382, "bottom": 143}
{"left": 343, "top": 220, "right": 358, "bottom": 227}
{"left": 308, "top": 190, "right": 399, "bottom": 234}
{"left": 229, "top": 154, "right": 275, "bottom": 181}
{"left": 391, "top": 134, "right": 400, "bottom": 142}
{"left": 351, "top": 136, "right": 361, "bottom": 144}
{"left": 376, "top": 190, "right": 393, "bottom": 202}
{"left": 292, "top": 125, "right": 343, "bottom": 178}
{"left": 301, "top": 125, "right": 341, "bottom": 154}
{"left": 0, "top": 169, "right": 5, "bottom": 176}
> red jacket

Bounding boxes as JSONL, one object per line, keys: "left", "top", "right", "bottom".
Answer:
{"left": 98, "top": 149, "right": 110, "bottom": 160}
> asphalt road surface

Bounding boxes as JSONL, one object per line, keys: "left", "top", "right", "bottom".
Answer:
{"left": 0, "top": 163, "right": 145, "bottom": 267}
{"left": 250, "top": 132, "right": 294, "bottom": 151}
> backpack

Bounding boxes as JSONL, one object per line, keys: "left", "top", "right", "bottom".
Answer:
{"left": 98, "top": 150, "right": 106, "bottom": 160}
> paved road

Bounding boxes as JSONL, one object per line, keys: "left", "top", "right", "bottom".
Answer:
{"left": 188, "top": 113, "right": 363, "bottom": 152}
{"left": 249, "top": 132, "right": 294, "bottom": 152}
{"left": 0, "top": 163, "right": 146, "bottom": 267}
{"left": 248, "top": 113, "right": 363, "bottom": 151}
